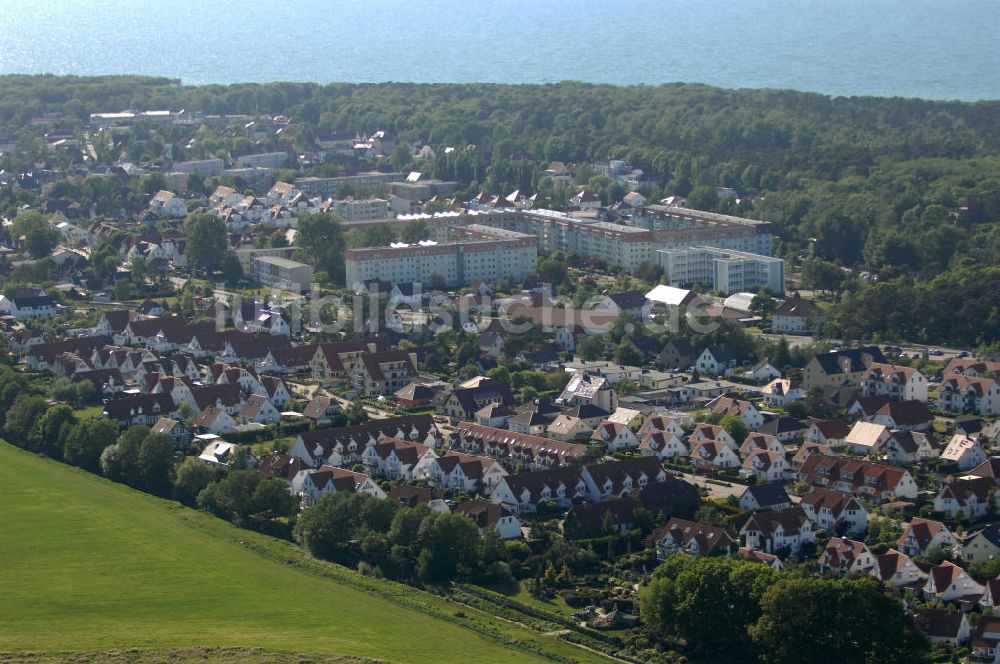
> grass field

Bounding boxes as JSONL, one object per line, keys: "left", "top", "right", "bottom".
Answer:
{"left": 0, "top": 442, "right": 608, "bottom": 663}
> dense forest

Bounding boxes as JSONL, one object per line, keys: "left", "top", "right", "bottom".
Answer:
{"left": 1, "top": 75, "right": 999, "bottom": 346}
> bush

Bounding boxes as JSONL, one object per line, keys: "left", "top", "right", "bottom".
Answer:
{"left": 562, "top": 588, "right": 602, "bottom": 608}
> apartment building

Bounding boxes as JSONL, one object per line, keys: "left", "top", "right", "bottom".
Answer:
{"left": 344, "top": 225, "right": 537, "bottom": 288}
{"left": 251, "top": 255, "right": 314, "bottom": 293}
{"left": 657, "top": 246, "right": 785, "bottom": 295}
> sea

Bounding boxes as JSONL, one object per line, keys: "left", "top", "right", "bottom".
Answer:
{"left": 1, "top": 0, "right": 998, "bottom": 101}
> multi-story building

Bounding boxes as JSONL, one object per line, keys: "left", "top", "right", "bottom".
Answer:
{"left": 234, "top": 151, "right": 289, "bottom": 169}
{"left": 171, "top": 158, "right": 225, "bottom": 177}
{"left": 344, "top": 225, "right": 536, "bottom": 288}
{"left": 294, "top": 172, "right": 404, "bottom": 197}
{"left": 251, "top": 255, "right": 314, "bottom": 293}
{"left": 657, "top": 246, "right": 784, "bottom": 295}
{"left": 322, "top": 198, "right": 392, "bottom": 222}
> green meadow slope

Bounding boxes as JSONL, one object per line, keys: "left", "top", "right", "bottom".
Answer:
{"left": 0, "top": 442, "right": 606, "bottom": 663}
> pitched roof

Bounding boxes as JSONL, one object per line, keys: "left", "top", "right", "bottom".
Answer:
{"left": 875, "top": 400, "right": 934, "bottom": 427}
{"left": 811, "top": 346, "right": 887, "bottom": 376}
{"left": 742, "top": 482, "right": 791, "bottom": 508}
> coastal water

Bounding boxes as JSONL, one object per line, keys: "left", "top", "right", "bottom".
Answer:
{"left": 1, "top": 0, "right": 998, "bottom": 101}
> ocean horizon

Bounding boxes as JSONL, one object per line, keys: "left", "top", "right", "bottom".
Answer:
{"left": 1, "top": 0, "right": 999, "bottom": 101}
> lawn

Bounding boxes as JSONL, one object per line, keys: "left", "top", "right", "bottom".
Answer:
{"left": 0, "top": 442, "right": 608, "bottom": 663}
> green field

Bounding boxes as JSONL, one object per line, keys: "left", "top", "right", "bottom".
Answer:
{"left": 0, "top": 442, "right": 607, "bottom": 663}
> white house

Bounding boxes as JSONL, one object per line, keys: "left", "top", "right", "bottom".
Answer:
{"left": 740, "top": 506, "right": 814, "bottom": 555}
{"left": 590, "top": 421, "right": 639, "bottom": 451}
{"left": 933, "top": 477, "right": 995, "bottom": 520}
{"left": 690, "top": 439, "right": 741, "bottom": 471}
{"left": 941, "top": 434, "right": 988, "bottom": 471}
{"left": 799, "top": 488, "right": 868, "bottom": 537}
{"left": 896, "top": 518, "right": 958, "bottom": 558}
{"left": 638, "top": 430, "right": 688, "bottom": 459}
{"left": 761, "top": 379, "right": 806, "bottom": 408}
{"left": 740, "top": 450, "right": 789, "bottom": 483}
{"left": 844, "top": 421, "right": 891, "bottom": 456}
{"left": 695, "top": 345, "right": 737, "bottom": 376}
{"left": 871, "top": 549, "right": 927, "bottom": 591}
{"left": 938, "top": 374, "right": 1000, "bottom": 417}
{"left": 820, "top": 537, "right": 874, "bottom": 577}
{"left": 148, "top": 190, "right": 188, "bottom": 218}
{"left": 860, "top": 363, "right": 928, "bottom": 403}
{"left": 923, "top": 561, "right": 984, "bottom": 604}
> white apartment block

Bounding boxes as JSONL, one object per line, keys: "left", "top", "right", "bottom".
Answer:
{"left": 453, "top": 206, "right": 775, "bottom": 273}
{"left": 327, "top": 198, "right": 392, "bottom": 222}
{"left": 172, "top": 158, "right": 225, "bottom": 177}
{"left": 234, "top": 151, "right": 289, "bottom": 169}
{"left": 344, "top": 225, "right": 536, "bottom": 288}
{"left": 657, "top": 246, "right": 785, "bottom": 295}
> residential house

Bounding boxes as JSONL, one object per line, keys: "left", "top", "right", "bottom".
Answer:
{"left": 450, "top": 422, "right": 587, "bottom": 470}
{"left": 912, "top": 608, "right": 971, "bottom": 647}
{"left": 299, "top": 465, "right": 386, "bottom": 506}
{"left": 557, "top": 371, "right": 618, "bottom": 412}
{"left": 738, "top": 483, "right": 791, "bottom": 512}
{"left": 148, "top": 190, "right": 188, "bottom": 218}
{"left": 489, "top": 466, "right": 589, "bottom": 513}
{"left": 896, "top": 518, "right": 958, "bottom": 558}
{"left": 820, "top": 537, "right": 875, "bottom": 577}
{"left": 934, "top": 477, "right": 996, "bottom": 520}
{"left": 690, "top": 423, "right": 737, "bottom": 450}
{"left": 656, "top": 338, "right": 695, "bottom": 370}
{"left": 792, "top": 441, "right": 835, "bottom": 470}
{"left": 844, "top": 421, "right": 892, "bottom": 456}
{"left": 741, "top": 450, "right": 789, "bottom": 483}
{"left": 301, "top": 395, "right": 340, "bottom": 423}
{"left": 650, "top": 518, "right": 736, "bottom": 559}
{"left": 591, "top": 420, "right": 638, "bottom": 451}
{"left": 695, "top": 345, "right": 736, "bottom": 376}
{"left": 290, "top": 415, "right": 439, "bottom": 469}
{"left": 759, "top": 416, "right": 807, "bottom": 443}
{"left": 797, "top": 455, "right": 918, "bottom": 502}
{"left": 802, "top": 346, "right": 887, "bottom": 393}
{"left": 871, "top": 548, "right": 927, "bottom": 591}
{"left": 804, "top": 418, "right": 851, "bottom": 448}
{"left": 771, "top": 297, "right": 823, "bottom": 335}
{"left": 737, "top": 547, "right": 785, "bottom": 571}
{"left": 454, "top": 499, "right": 522, "bottom": 539}
{"left": 740, "top": 506, "right": 814, "bottom": 555}
{"left": 638, "top": 430, "right": 688, "bottom": 460}
{"left": 362, "top": 437, "right": 436, "bottom": 481}
{"left": 923, "top": 561, "right": 985, "bottom": 604}
{"left": 747, "top": 360, "right": 782, "bottom": 383}
{"left": 799, "top": 488, "right": 868, "bottom": 537}
{"left": 884, "top": 430, "right": 940, "bottom": 466}
{"left": 761, "top": 379, "right": 805, "bottom": 408}
{"left": 547, "top": 414, "right": 593, "bottom": 442}
{"left": 861, "top": 363, "right": 928, "bottom": 402}
{"left": 871, "top": 400, "right": 935, "bottom": 432}
{"left": 941, "top": 434, "right": 988, "bottom": 471}
{"left": 690, "top": 439, "right": 741, "bottom": 471}
{"left": 970, "top": 617, "right": 1000, "bottom": 663}
{"left": 740, "top": 432, "right": 784, "bottom": 458}
{"left": 438, "top": 379, "right": 516, "bottom": 421}
{"left": 198, "top": 440, "right": 247, "bottom": 467}
{"left": 938, "top": 374, "right": 1000, "bottom": 417}
{"left": 963, "top": 525, "right": 1000, "bottom": 564}
{"left": 417, "top": 450, "right": 508, "bottom": 492}
{"left": 102, "top": 393, "right": 177, "bottom": 428}
{"left": 981, "top": 579, "right": 1000, "bottom": 616}
{"left": 356, "top": 350, "right": 419, "bottom": 396}
{"left": 236, "top": 394, "right": 281, "bottom": 425}
{"left": 705, "top": 395, "right": 765, "bottom": 430}
{"left": 194, "top": 405, "right": 237, "bottom": 435}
